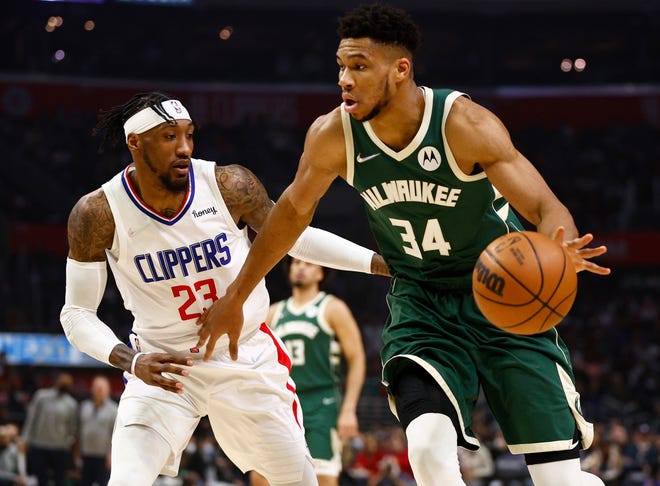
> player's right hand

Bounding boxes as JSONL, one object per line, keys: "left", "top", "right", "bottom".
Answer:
{"left": 552, "top": 226, "right": 611, "bottom": 276}
{"left": 132, "top": 353, "right": 193, "bottom": 394}
{"left": 196, "top": 292, "right": 245, "bottom": 362}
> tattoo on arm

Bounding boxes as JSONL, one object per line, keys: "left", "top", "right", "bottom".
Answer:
{"left": 108, "top": 343, "right": 136, "bottom": 372}
{"left": 215, "top": 165, "right": 273, "bottom": 231}
{"left": 67, "top": 189, "right": 115, "bottom": 262}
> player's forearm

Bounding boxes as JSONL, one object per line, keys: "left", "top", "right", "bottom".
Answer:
{"left": 108, "top": 343, "right": 140, "bottom": 372}
{"left": 536, "top": 201, "right": 578, "bottom": 240}
{"left": 341, "top": 360, "right": 366, "bottom": 413}
{"left": 60, "top": 259, "right": 126, "bottom": 364}
{"left": 289, "top": 226, "right": 375, "bottom": 274}
{"left": 229, "top": 191, "right": 314, "bottom": 302}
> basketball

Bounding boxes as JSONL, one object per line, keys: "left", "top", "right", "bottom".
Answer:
{"left": 472, "top": 231, "right": 578, "bottom": 335}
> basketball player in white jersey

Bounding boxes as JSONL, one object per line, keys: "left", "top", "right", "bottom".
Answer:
{"left": 59, "top": 92, "right": 389, "bottom": 486}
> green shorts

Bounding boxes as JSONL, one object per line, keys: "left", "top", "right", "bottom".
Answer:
{"left": 381, "top": 277, "right": 593, "bottom": 454}
{"left": 298, "top": 388, "right": 342, "bottom": 470}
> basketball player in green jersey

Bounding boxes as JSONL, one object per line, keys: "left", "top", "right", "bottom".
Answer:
{"left": 251, "top": 257, "right": 366, "bottom": 486}
{"left": 197, "top": 4, "right": 612, "bottom": 485}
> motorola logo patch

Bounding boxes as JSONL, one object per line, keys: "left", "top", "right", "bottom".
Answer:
{"left": 418, "top": 146, "right": 442, "bottom": 171}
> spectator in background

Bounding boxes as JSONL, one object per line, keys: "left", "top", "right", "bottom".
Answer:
{"left": 381, "top": 427, "right": 414, "bottom": 485}
{"left": 0, "top": 423, "right": 29, "bottom": 486}
{"left": 21, "top": 372, "right": 78, "bottom": 486}
{"left": 78, "top": 375, "right": 117, "bottom": 486}
{"left": 183, "top": 435, "right": 246, "bottom": 486}
{"left": 622, "top": 424, "right": 659, "bottom": 485}
{"left": 581, "top": 423, "right": 624, "bottom": 485}
{"left": 644, "top": 463, "right": 660, "bottom": 486}
{"left": 348, "top": 432, "right": 386, "bottom": 485}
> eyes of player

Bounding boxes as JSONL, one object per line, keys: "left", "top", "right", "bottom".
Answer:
{"left": 162, "top": 130, "right": 194, "bottom": 141}
{"left": 338, "top": 63, "right": 367, "bottom": 77}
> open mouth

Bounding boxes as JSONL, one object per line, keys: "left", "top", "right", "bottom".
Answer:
{"left": 343, "top": 98, "right": 357, "bottom": 113}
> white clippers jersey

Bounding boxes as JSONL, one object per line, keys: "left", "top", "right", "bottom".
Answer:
{"left": 101, "top": 158, "right": 269, "bottom": 357}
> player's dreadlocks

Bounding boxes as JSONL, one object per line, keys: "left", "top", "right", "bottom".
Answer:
{"left": 337, "top": 3, "right": 421, "bottom": 55}
{"left": 92, "top": 91, "right": 177, "bottom": 153}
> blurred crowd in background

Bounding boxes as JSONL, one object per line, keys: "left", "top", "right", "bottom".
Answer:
{"left": 3, "top": 1, "right": 660, "bottom": 86}
{"left": 1, "top": 0, "right": 660, "bottom": 485}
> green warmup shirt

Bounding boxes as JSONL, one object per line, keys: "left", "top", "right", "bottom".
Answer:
{"left": 271, "top": 292, "right": 340, "bottom": 393}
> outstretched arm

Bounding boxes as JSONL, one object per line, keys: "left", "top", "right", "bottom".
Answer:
{"left": 217, "top": 163, "right": 389, "bottom": 275}
{"left": 197, "top": 110, "right": 351, "bottom": 360}
{"left": 446, "top": 96, "right": 610, "bottom": 276}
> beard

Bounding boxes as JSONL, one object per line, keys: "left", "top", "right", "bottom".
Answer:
{"left": 360, "top": 105, "right": 382, "bottom": 122}
{"left": 353, "top": 79, "right": 391, "bottom": 122}
{"left": 143, "top": 151, "right": 189, "bottom": 194}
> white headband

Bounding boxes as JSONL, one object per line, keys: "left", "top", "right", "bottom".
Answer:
{"left": 123, "top": 99, "right": 191, "bottom": 141}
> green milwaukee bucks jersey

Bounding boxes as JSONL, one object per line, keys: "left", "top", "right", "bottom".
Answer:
{"left": 271, "top": 292, "right": 341, "bottom": 393}
{"left": 343, "top": 88, "right": 523, "bottom": 288}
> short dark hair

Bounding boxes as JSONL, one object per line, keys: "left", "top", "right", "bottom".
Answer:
{"left": 92, "top": 91, "right": 180, "bottom": 152}
{"left": 337, "top": 4, "right": 421, "bottom": 55}
{"left": 281, "top": 256, "right": 335, "bottom": 286}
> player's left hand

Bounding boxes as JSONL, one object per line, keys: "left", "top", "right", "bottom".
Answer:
{"left": 196, "top": 291, "right": 245, "bottom": 361}
{"left": 552, "top": 226, "right": 611, "bottom": 275}
{"left": 337, "top": 409, "right": 359, "bottom": 443}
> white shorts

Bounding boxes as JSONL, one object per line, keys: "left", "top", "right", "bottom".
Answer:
{"left": 115, "top": 324, "right": 308, "bottom": 483}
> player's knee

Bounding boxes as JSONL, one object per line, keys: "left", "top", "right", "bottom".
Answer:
{"left": 108, "top": 468, "right": 155, "bottom": 486}
{"left": 407, "top": 439, "right": 460, "bottom": 472}
{"left": 580, "top": 471, "right": 606, "bottom": 486}
{"left": 406, "top": 414, "right": 464, "bottom": 484}
{"left": 527, "top": 458, "right": 605, "bottom": 486}
{"left": 406, "top": 428, "right": 435, "bottom": 464}
{"left": 407, "top": 442, "right": 463, "bottom": 486}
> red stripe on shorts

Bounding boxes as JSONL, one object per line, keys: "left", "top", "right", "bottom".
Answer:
{"left": 259, "top": 323, "right": 301, "bottom": 427}
{"left": 288, "top": 382, "right": 301, "bottom": 427}
{"left": 260, "top": 322, "right": 292, "bottom": 372}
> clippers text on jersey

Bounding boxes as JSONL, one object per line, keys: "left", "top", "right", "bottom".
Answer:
{"left": 134, "top": 233, "right": 232, "bottom": 283}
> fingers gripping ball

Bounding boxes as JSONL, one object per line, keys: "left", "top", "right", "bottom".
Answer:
{"left": 472, "top": 231, "right": 578, "bottom": 335}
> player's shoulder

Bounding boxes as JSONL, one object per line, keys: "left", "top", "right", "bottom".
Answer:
{"left": 213, "top": 163, "right": 270, "bottom": 217}
{"left": 68, "top": 187, "right": 115, "bottom": 259}
{"left": 323, "top": 293, "right": 349, "bottom": 311}
{"left": 266, "top": 300, "right": 286, "bottom": 327}
{"left": 448, "top": 94, "right": 501, "bottom": 129}
{"left": 303, "top": 107, "right": 347, "bottom": 170}
{"left": 214, "top": 162, "right": 258, "bottom": 181}
{"left": 307, "top": 106, "right": 344, "bottom": 144}
{"left": 269, "top": 299, "right": 286, "bottom": 309}
{"left": 71, "top": 187, "right": 112, "bottom": 223}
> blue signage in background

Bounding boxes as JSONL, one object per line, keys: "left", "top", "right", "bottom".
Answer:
{"left": 0, "top": 333, "right": 106, "bottom": 367}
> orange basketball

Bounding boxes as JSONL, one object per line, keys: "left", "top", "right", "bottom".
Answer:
{"left": 472, "top": 231, "right": 577, "bottom": 335}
